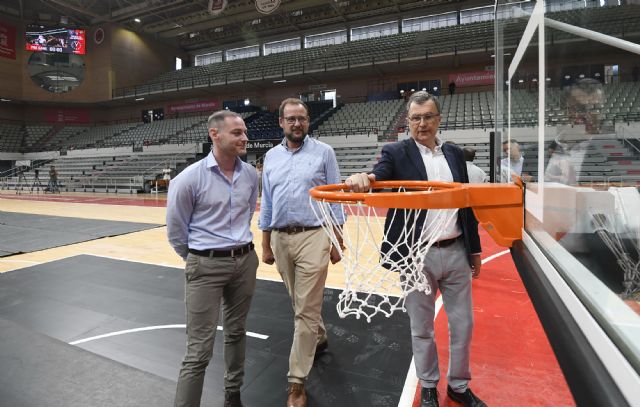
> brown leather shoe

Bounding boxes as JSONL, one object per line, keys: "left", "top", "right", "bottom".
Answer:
{"left": 286, "top": 382, "right": 306, "bottom": 407}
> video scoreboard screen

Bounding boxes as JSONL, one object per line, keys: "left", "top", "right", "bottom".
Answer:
{"left": 26, "top": 27, "right": 86, "bottom": 55}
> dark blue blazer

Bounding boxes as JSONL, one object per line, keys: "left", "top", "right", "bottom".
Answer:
{"left": 372, "top": 138, "right": 481, "bottom": 266}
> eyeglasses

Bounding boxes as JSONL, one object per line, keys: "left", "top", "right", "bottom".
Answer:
{"left": 284, "top": 116, "right": 309, "bottom": 124}
{"left": 408, "top": 114, "right": 440, "bottom": 123}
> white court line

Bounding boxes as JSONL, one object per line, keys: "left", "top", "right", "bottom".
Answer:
{"left": 481, "top": 249, "right": 510, "bottom": 265}
{"left": 397, "top": 249, "right": 510, "bottom": 406}
{"left": 69, "top": 324, "right": 269, "bottom": 345}
{"left": 398, "top": 295, "right": 444, "bottom": 406}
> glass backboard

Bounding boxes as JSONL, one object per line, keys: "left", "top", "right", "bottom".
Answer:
{"left": 495, "top": 1, "right": 640, "bottom": 405}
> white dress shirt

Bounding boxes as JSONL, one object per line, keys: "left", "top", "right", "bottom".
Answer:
{"left": 414, "top": 139, "right": 462, "bottom": 241}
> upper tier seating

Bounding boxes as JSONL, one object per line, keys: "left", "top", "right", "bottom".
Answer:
{"left": 113, "top": 5, "right": 640, "bottom": 98}
{"left": 315, "top": 99, "right": 405, "bottom": 138}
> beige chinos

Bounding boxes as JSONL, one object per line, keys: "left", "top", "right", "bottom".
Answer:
{"left": 271, "top": 228, "right": 331, "bottom": 383}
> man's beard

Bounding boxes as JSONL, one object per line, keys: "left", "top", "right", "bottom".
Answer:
{"left": 285, "top": 129, "right": 305, "bottom": 144}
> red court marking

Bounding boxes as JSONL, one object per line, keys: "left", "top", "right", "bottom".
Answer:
{"left": 0, "top": 194, "right": 167, "bottom": 207}
{"left": 412, "top": 230, "right": 575, "bottom": 406}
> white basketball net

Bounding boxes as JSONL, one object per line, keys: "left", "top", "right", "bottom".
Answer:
{"left": 311, "top": 188, "right": 458, "bottom": 322}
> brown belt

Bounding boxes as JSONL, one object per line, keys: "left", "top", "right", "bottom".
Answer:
{"left": 273, "top": 225, "right": 322, "bottom": 234}
{"left": 433, "top": 236, "right": 462, "bottom": 248}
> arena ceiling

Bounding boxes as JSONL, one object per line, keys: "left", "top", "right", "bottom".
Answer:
{"left": 3, "top": 0, "right": 494, "bottom": 51}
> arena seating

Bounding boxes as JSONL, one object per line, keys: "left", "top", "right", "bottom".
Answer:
{"left": 112, "top": 5, "right": 640, "bottom": 100}
{"left": 0, "top": 123, "right": 24, "bottom": 151}
{"left": 61, "top": 123, "right": 142, "bottom": 150}
{"left": 0, "top": 151, "right": 197, "bottom": 194}
{"left": 23, "top": 125, "right": 53, "bottom": 150}
{"left": 314, "top": 99, "right": 405, "bottom": 138}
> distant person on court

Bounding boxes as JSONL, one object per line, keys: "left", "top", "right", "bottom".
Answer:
{"left": 545, "top": 78, "right": 604, "bottom": 185}
{"left": 500, "top": 140, "right": 524, "bottom": 183}
{"left": 449, "top": 81, "right": 456, "bottom": 96}
{"left": 259, "top": 98, "right": 344, "bottom": 407}
{"left": 167, "top": 110, "right": 259, "bottom": 407}
{"left": 463, "top": 147, "right": 488, "bottom": 183}
{"left": 163, "top": 162, "right": 172, "bottom": 181}
{"left": 48, "top": 165, "right": 59, "bottom": 193}
{"left": 255, "top": 162, "right": 263, "bottom": 196}
{"left": 344, "top": 91, "right": 486, "bottom": 407}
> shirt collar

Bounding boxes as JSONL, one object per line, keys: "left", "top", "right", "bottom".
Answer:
{"left": 413, "top": 137, "right": 443, "bottom": 155}
{"left": 206, "top": 151, "right": 241, "bottom": 171}
{"left": 281, "top": 135, "right": 308, "bottom": 152}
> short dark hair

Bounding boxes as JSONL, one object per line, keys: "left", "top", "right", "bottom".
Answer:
{"left": 279, "top": 98, "right": 309, "bottom": 117}
{"left": 406, "top": 90, "right": 441, "bottom": 114}
{"left": 207, "top": 110, "right": 242, "bottom": 130}
{"left": 463, "top": 147, "right": 476, "bottom": 162}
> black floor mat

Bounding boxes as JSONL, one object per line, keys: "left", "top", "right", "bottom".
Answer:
{"left": 0, "top": 317, "right": 178, "bottom": 407}
{"left": 0, "top": 211, "right": 162, "bottom": 256}
{"left": 0, "top": 255, "right": 412, "bottom": 407}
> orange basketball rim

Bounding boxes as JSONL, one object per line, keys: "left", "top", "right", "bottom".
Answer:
{"left": 309, "top": 179, "right": 524, "bottom": 247}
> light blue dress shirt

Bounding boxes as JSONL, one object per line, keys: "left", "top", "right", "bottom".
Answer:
{"left": 259, "top": 135, "right": 344, "bottom": 230}
{"left": 167, "top": 152, "right": 258, "bottom": 260}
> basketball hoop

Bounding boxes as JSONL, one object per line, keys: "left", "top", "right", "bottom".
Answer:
{"left": 310, "top": 180, "right": 523, "bottom": 322}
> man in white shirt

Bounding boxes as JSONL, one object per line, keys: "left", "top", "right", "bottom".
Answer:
{"left": 463, "top": 147, "right": 488, "bottom": 183}
{"left": 344, "top": 91, "right": 486, "bottom": 407}
{"left": 500, "top": 140, "right": 524, "bottom": 183}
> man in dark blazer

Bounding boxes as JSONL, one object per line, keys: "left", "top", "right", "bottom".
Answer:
{"left": 345, "top": 91, "right": 486, "bottom": 407}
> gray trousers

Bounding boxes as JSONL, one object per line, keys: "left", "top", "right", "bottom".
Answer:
{"left": 174, "top": 249, "right": 259, "bottom": 407}
{"left": 405, "top": 239, "right": 474, "bottom": 392}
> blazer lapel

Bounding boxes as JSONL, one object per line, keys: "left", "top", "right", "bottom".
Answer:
{"left": 404, "top": 139, "right": 428, "bottom": 180}
{"left": 443, "top": 144, "right": 461, "bottom": 182}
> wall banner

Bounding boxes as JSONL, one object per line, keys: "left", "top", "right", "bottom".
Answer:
{"left": 0, "top": 21, "right": 17, "bottom": 60}
{"left": 208, "top": 0, "right": 228, "bottom": 16}
{"left": 246, "top": 139, "right": 280, "bottom": 152}
{"left": 448, "top": 70, "right": 495, "bottom": 87}
{"left": 168, "top": 100, "right": 219, "bottom": 114}
{"left": 44, "top": 108, "right": 91, "bottom": 123}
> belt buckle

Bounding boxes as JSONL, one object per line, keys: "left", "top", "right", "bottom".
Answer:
{"left": 287, "top": 226, "right": 297, "bottom": 234}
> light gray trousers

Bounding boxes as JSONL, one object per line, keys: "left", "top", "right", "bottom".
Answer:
{"left": 405, "top": 239, "right": 474, "bottom": 392}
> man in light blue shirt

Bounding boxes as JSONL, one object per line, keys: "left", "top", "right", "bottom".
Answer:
{"left": 167, "top": 110, "right": 259, "bottom": 407}
{"left": 259, "top": 98, "right": 344, "bottom": 407}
